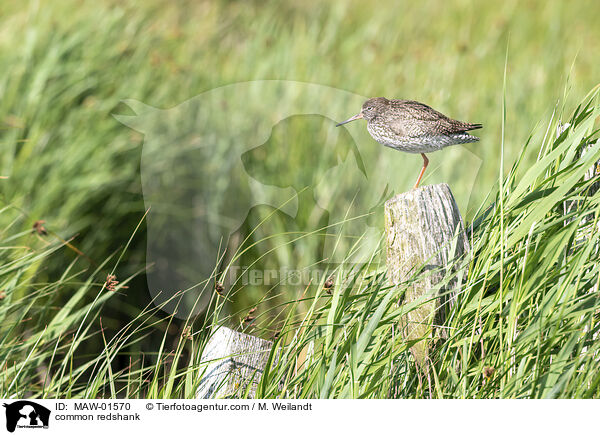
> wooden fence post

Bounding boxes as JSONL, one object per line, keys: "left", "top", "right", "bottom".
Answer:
{"left": 197, "top": 326, "right": 273, "bottom": 398}
{"left": 384, "top": 183, "right": 469, "bottom": 365}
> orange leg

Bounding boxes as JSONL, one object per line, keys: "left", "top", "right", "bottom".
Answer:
{"left": 414, "top": 153, "right": 429, "bottom": 189}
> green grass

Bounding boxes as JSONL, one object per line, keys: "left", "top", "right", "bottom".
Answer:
{"left": 1, "top": 87, "right": 599, "bottom": 398}
{"left": 0, "top": 0, "right": 600, "bottom": 398}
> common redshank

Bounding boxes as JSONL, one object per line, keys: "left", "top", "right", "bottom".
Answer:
{"left": 336, "top": 97, "right": 482, "bottom": 188}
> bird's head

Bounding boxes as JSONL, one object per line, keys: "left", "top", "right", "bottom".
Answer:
{"left": 336, "top": 97, "right": 388, "bottom": 126}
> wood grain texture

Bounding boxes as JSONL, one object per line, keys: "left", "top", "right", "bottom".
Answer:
{"left": 384, "top": 183, "right": 469, "bottom": 365}
{"left": 197, "top": 327, "right": 273, "bottom": 398}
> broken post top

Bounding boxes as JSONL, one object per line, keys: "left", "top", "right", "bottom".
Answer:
{"left": 384, "top": 183, "right": 469, "bottom": 284}
{"left": 385, "top": 183, "right": 452, "bottom": 210}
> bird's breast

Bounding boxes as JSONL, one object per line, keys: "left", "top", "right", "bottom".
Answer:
{"left": 366, "top": 122, "right": 426, "bottom": 153}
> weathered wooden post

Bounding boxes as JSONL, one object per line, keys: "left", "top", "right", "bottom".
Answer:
{"left": 197, "top": 326, "right": 273, "bottom": 398}
{"left": 385, "top": 183, "right": 469, "bottom": 365}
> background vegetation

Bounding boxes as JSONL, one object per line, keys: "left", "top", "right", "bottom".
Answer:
{"left": 0, "top": 0, "right": 599, "bottom": 398}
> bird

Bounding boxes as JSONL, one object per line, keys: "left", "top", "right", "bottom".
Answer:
{"left": 336, "top": 97, "right": 482, "bottom": 189}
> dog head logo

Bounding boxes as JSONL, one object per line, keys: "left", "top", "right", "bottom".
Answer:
{"left": 3, "top": 401, "right": 50, "bottom": 432}
{"left": 116, "top": 81, "right": 481, "bottom": 318}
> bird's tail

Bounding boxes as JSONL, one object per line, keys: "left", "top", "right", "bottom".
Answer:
{"left": 464, "top": 122, "right": 483, "bottom": 131}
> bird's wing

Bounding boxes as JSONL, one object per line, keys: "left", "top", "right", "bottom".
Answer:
{"left": 387, "top": 100, "right": 478, "bottom": 136}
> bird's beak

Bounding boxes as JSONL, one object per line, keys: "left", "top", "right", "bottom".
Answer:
{"left": 336, "top": 112, "right": 363, "bottom": 127}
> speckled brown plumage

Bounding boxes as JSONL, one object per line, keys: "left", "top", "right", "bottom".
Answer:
{"left": 336, "top": 97, "right": 482, "bottom": 188}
